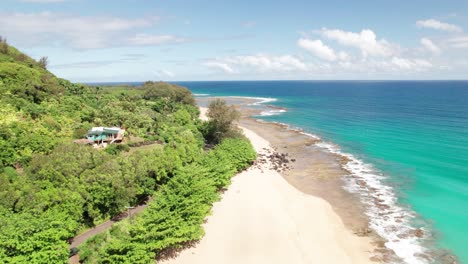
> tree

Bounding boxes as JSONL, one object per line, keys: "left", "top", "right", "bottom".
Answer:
{"left": 0, "top": 208, "right": 78, "bottom": 264}
{"left": 38, "top": 56, "right": 48, "bottom": 69}
{"left": 204, "top": 99, "right": 241, "bottom": 144}
{"left": 142, "top": 81, "right": 195, "bottom": 106}
{"left": 0, "top": 36, "right": 7, "bottom": 54}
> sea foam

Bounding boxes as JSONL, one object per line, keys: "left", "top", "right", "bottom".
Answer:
{"left": 236, "top": 96, "right": 285, "bottom": 116}
{"left": 231, "top": 96, "right": 278, "bottom": 105}
{"left": 314, "top": 140, "right": 430, "bottom": 264}
{"left": 259, "top": 109, "right": 287, "bottom": 116}
{"left": 250, "top": 97, "right": 277, "bottom": 105}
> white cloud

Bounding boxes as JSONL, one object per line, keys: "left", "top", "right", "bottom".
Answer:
{"left": 127, "top": 34, "right": 186, "bottom": 46}
{"left": 203, "top": 62, "right": 236, "bottom": 73}
{"left": 203, "top": 50, "right": 437, "bottom": 76}
{"left": 326, "top": 57, "right": 433, "bottom": 74}
{"left": 204, "top": 54, "right": 308, "bottom": 74}
{"left": 155, "top": 69, "right": 175, "bottom": 78}
{"left": 391, "top": 57, "right": 432, "bottom": 71}
{"left": 416, "top": 19, "right": 462, "bottom": 32}
{"left": 448, "top": 36, "right": 468, "bottom": 48}
{"left": 297, "top": 38, "right": 338, "bottom": 61}
{"left": 337, "top": 51, "right": 350, "bottom": 61}
{"left": 321, "top": 28, "right": 395, "bottom": 58}
{"left": 0, "top": 12, "right": 172, "bottom": 49}
{"left": 51, "top": 60, "right": 116, "bottom": 69}
{"left": 226, "top": 54, "right": 308, "bottom": 72}
{"left": 320, "top": 57, "right": 433, "bottom": 74}
{"left": 420, "top": 38, "right": 440, "bottom": 54}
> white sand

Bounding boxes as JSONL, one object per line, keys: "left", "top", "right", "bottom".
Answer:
{"left": 162, "top": 108, "right": 373, "bottom": 264}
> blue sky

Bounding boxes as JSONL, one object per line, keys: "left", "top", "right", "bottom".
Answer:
{"left": 1, "top": 0, "right": 467, "bottom": 82}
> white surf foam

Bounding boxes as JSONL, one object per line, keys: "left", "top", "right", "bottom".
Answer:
{"left": 250, "top": 97, "right": 277, "bottom": 105}
{"left": 194, "top": 93, "right": 210, "bottom": 96}
{"left": 225, "top": 96, "right": 277, "bottom": 105}
{"left": 259, "top": 109, "right": 287, "bottom": 116}
{"left": 298, "top": 131, "right": 321, "bottom": 141}
{"left": 313, "top": 140, "right": 430, "bottom": 264}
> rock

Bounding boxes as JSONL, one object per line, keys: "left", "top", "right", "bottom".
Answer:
{"left": 411, "top": 228, "right": 424, "bottom": 238}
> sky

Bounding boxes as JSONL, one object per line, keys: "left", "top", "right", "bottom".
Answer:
{"left": 0, "top": 0, "right": 467, "bottom": 82}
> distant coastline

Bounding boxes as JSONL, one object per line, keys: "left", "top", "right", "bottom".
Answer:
{"left": 84, "top": 80, "right": 468, "bottom": 87}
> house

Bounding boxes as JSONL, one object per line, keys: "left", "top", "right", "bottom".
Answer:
{"left": 74, "top": 127, "right": 125, "bottom": 147}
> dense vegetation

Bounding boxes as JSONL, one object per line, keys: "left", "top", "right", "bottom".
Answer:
{"left": 0, "top": 39, "right": 256, "bottom": 263}
{"left": 79, "top": 138, "right": 256, "bottom": 263}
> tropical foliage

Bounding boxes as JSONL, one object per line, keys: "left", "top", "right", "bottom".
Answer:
{"left": 79, "top": 138, "right": 256, "bottom": 263}
{"left": 0, "top": 39, "right": 256, "bottom": 263}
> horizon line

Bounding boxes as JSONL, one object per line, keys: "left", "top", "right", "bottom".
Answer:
{"left": 82, "top": 79, "right": 468, "bottom": 84}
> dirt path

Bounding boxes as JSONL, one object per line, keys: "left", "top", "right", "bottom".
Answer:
{"left": 69, "top": 203, "right": 148, "bottom": 248}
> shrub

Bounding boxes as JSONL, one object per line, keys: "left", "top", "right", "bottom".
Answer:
{"left": 215, "top": 137, "right": 257, "bottom": 171}
{"left": 203, "top": 99, "right": 241, "bottom": 144}
{"left": 105, "top": 144, "right": 130, "bottom": 155}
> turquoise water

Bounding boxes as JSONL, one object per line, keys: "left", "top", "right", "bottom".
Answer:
{"left": 174, "top": 81, "right": 468, "bottom": 263}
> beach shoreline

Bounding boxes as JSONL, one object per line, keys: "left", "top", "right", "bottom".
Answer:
{"left": 198, "top": 97, "right": 378, "bottom": 236}
{"left": 161, "top": 107, "right": 376, "bottom": 264}
{"left": 196, "top": 95, "right": 456, "bottom": 263}
{"left": 238, "top": 117, "right": 371, "bottom": 231}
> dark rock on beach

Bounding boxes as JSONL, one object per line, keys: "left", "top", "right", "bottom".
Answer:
{"left": 253, "top": 148, "right": 293, "bottom": 173}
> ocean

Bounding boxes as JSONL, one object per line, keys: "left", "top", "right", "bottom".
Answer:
{"left": 174, "top": 80, "right": 468, "bottom": 264}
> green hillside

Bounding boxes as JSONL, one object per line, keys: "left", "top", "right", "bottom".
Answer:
{"left": 0, "top": 37, "right": 87, "bottom": 168}
{"left": 0, "top": 37, "right": 66, "bottom": 103}
{"left": 0, "top": 39, "right": 255, "bottom": 263}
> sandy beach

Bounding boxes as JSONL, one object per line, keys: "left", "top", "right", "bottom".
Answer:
{"left": 161, "top": 107, "right": 374, "bottom": 264}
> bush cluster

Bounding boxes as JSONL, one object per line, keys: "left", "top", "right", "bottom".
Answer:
{"left": 79, "top": 138, "right": 256, "bottom": 263}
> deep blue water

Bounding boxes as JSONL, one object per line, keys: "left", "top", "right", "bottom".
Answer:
{"left": 174, "top": 81, "right": 468, "bottom": 263}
